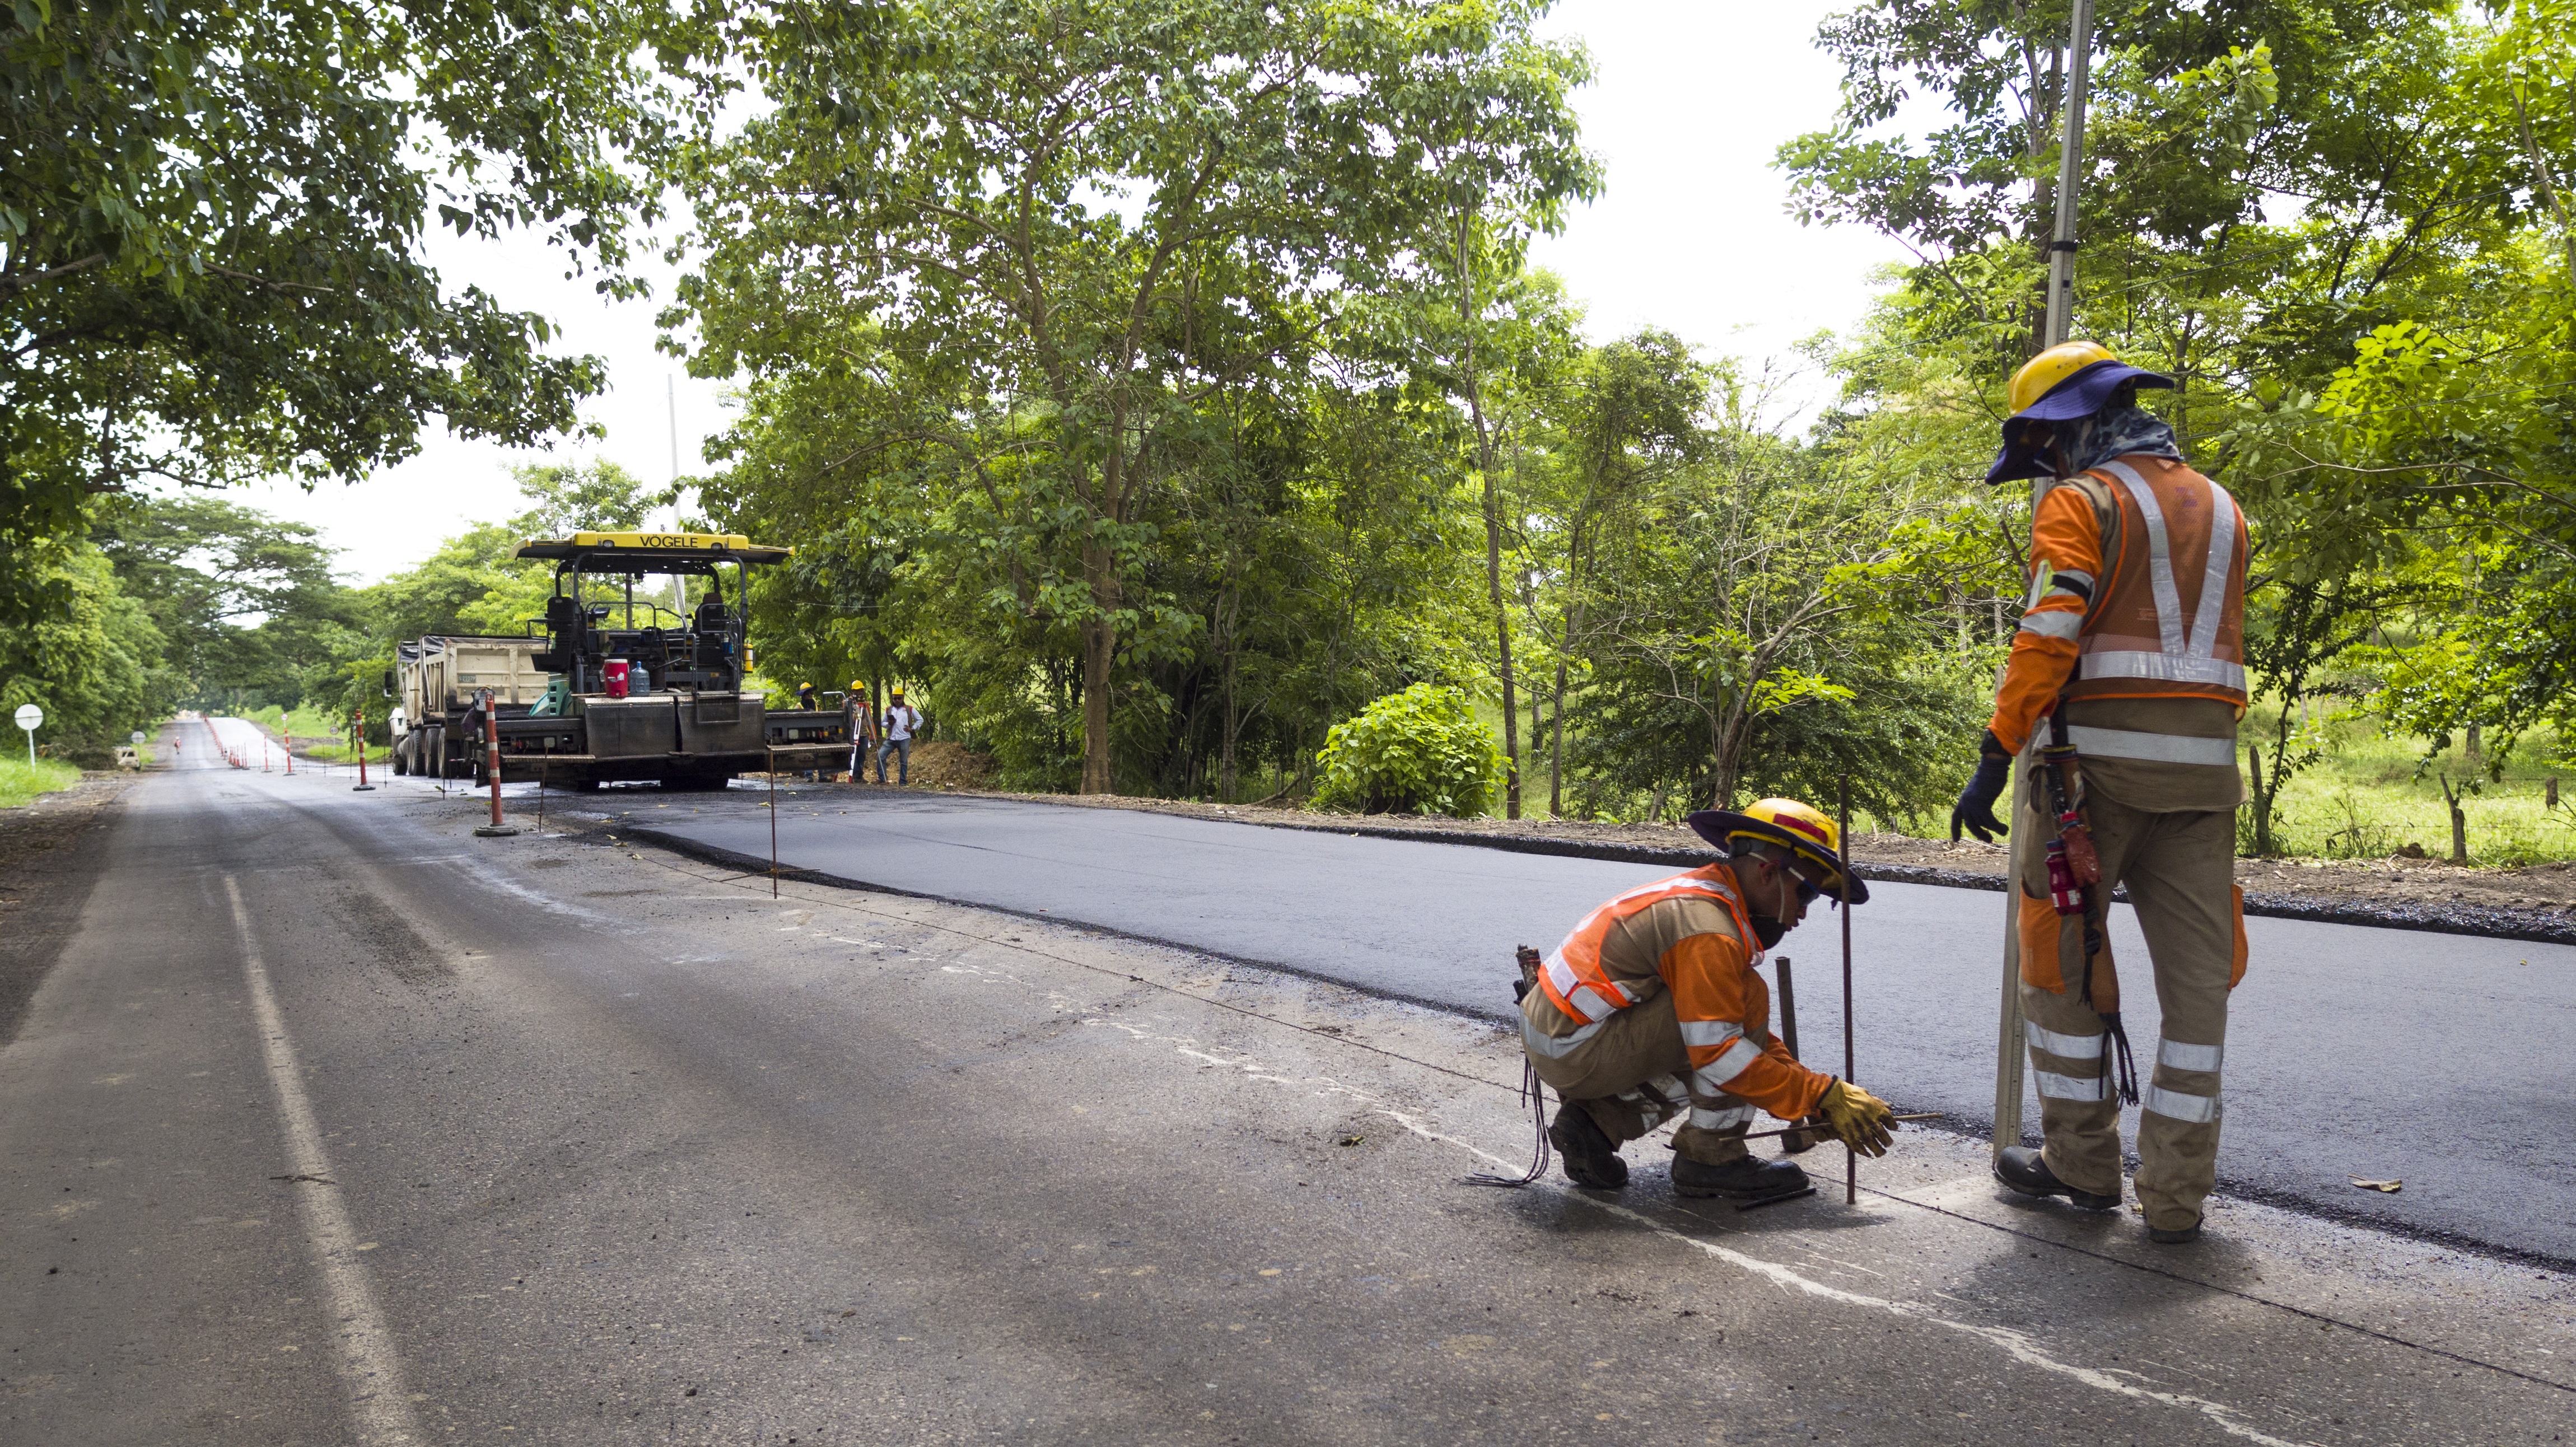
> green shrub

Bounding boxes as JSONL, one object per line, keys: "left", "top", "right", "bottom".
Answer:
{"left": 1311, "top": 684, "right": 1504, "bottom": 818}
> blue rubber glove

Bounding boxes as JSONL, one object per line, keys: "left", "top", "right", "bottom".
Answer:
{"left": 1949, "top": 730, "right": 2013, "bottom": 844}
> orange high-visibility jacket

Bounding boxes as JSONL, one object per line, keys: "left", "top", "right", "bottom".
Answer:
{"left": 1991, "top": 455, "right": 2248, "bottom": 760}
{"left": 1537, "top": 866, "right": 1835, "bottom": 1120}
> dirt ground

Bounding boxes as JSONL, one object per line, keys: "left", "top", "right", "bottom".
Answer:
{"left": 896, "top": 783, "right": 2576, "bottom": 940}
{"left": 0, "top": 772, "right": 131, "bottom": 1041}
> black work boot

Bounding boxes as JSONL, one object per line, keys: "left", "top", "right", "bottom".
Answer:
{"left": 2146, "top": 1215, "right": 2204, "bottom": 1245}
{"left": 1547, "top": 1104, "right": 1628, "bottom": 1190}
{"left": 1994, "top": 1145, "right": 2121, "bottom": 1211}
{"left": 1671, "top": 1155, "right": 1809, "bottom": 1201}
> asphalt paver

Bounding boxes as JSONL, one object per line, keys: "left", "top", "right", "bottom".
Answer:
{"left": 2, "top": 746, "right": 2570, "bottom": 1444}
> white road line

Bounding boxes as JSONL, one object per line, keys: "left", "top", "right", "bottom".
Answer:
{"left": 225, "top": 875, "right": 422, "bottom": 1445}
{"left": 1076, "top": 1012, "right": 2315, "bottom": 1447}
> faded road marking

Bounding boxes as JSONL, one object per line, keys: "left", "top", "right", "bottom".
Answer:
{"left": 1079, "top": 1013, "right": 2314, "bottom": 1447}
{"left": 225, "top": 875, "right": 422, "bottom": 1445}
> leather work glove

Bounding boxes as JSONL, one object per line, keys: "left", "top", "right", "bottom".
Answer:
{"left": 1949, "top": 729, "right": 2014, "bottom": 844}
{"left": 1816, "top": 1079, "right": 1896, "bottom": 1158}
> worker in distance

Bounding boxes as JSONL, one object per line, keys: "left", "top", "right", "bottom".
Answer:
{"left": 1522, "top": 799, "right": 1900, "bottom": 1202}
{"left": 1954, "top": 340, "right": 2250, "bottom": 1245}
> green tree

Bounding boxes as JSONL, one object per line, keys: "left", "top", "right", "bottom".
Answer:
{"left": 1, "top": 0, "right": 678, "bottom": 624}
{"left": 670, "top": 0, "right": 1593, "bottom": 793}
{"left": 0, "top": 540, "right": 168, "bottom": 763}
{"left": 91, "top": 497, "right": 356, "bottom": 710}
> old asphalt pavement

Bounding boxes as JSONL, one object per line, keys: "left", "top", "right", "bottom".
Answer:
{"left": 1, "top": 739, "right": 2570, "bottom": 1443}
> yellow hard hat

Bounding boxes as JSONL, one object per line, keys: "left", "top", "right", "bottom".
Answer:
{"left": 1686, "top": 797, "right": 1868, "bottom": 904}
{"left": 849, "top": 679, "right": 866, "bottom": 692}
{"left": 800, "top": 681, "right": 813, "bottom": 689}
{"left": 2008, "top": 340, "right": 2117, "bottom": 415}
{"left": 890, "top": 687, "right": 904, "bottom": 698}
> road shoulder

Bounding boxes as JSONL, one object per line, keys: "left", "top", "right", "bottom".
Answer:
{"left": 0, "top": 772, "right": 131, "bottom": 1043}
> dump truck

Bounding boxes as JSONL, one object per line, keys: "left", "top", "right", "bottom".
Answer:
{"left": 390, "top": 635, "right": 553, "bottom": 779}
{"left": 400, "top": 530, "right": 851, "bottom": 790}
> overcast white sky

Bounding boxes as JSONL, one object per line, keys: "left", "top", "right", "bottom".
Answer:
{"left": 208, "top": 0, "right": 1908, "bottom": 586}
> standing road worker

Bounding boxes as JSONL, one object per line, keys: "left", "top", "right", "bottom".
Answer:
{"left": 1952, "top": 340, "right": 2251, "bottom": 1246}
{"left": 1522, "top": 799, "right": 1899, "bottom": 1201}
{"left": 844, "top": 682, "right": 877, "bottom": 782}
{"left": 876, "top": 687, "right": 922, "bottom": 786}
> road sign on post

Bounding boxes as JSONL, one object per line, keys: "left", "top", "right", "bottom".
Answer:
{"left": 14, "top": 703, "right": 41, "bottom": 764}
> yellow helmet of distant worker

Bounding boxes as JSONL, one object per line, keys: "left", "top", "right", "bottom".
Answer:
{"left": 850, "top": 679, "right": 866, "bottom": 692}
{"left": 1684, "top": 797, "right": 1868, "bottom": 904}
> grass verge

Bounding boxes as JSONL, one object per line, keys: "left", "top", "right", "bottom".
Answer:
{"left": 2263, "top": 713, "right": 2575, "bottom": 866}
{"left": 0, "top": 757, "right": 83, "bottom": 809}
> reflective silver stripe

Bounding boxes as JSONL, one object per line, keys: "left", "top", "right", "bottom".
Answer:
{"left": 2076, "top": 651, "right": 2247, "bottom": 689}
{"left": 2099, "top": 461, "right": 2186, "bottom": 656}
{"left": 2018, "top": 609, "right": 2083, "bottom": 641}
{"left": 2026, "top": 1020, "right": 2104, "bottom": 1059}
{"left": 1544, "top": 953, "right": 1580, "bottom": 998}
{"left": 1688, "top": 1105, "right": 1754, "bottom": 1132}
{"left": 2035, "top": 1070, "right": 2108, "bottom": 1101}
{"left": 1677, "top": 1019, "right": 1743, "bottom": 1048}
{"left": 2188, "top": 479, "right": 2238, "bottom": 660}
{"left": 2054, "top": 568, "right": 2095, "bottom": 591}
{"left": 1644, "top": 1073, "right": 1688, "bottom": 1103}
{"left": 2064, "top": 725, "right": 2237, "bottom": 766}
{"left": 1693, "top": 1036, "right": 1766, "bottom": 1091}
{"left": 2143, "top": 1084, "right": 2221, "bottom": 1123}
{"left": 1567, "top": 986, "right": 1619, "bottom": 1023}
{"left": 2158, "top": 1039, "right": 2223, "bottom": 1072}
{"left": 1520, "top": 1015, "right": 1607, "bottom": 1060}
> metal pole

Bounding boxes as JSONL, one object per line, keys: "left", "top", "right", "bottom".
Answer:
{"left": 1996, "top": 0, "right": 2095, "bottom": 1156}
{"left": 352, "top": 708, "right": 374, "bottom": 791}
{"left": 1838, "top": 774, "right": 1856, "bottom": 1205}
{"left": 2042, "top": 0, "right": 2096, "bottom": 349}
{"left": 768, "top": 746, "right": 780, "bottom": 898}
{"left": 1775, "top": 955, "right": 1799, "bottom": 1061}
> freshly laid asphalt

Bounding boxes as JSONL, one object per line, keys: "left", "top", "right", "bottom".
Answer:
{"left": 624, "top": 788, "right": 2576, "bottom": 1263}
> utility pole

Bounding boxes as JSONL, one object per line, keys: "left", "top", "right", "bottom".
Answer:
{"left": 2041, "top": 0, "right": 2096, "bottom": 350}
{"left": 1995, "top": 0, "right": 2096, "bottom": 1159}
{"left": 668, "top": 375, "right": 688, "bottom": 616}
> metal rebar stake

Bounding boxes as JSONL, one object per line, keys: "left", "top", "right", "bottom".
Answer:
{"left": 1838, "top": 775, "right": 1856, "bottom": 1206}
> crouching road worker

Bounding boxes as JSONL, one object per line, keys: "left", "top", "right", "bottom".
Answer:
{"left": 1520, "top": 799, "right": 1898, "bottom": 1201}
{"left": 1956, "top": 340, "right": 2251, "bottom": 1246}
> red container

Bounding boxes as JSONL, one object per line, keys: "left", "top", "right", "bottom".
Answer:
{"left": 603, "top": 660, "right": 630, "bottom": 699}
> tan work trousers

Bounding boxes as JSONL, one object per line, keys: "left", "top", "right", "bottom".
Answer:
{"left": 1519, "top": 992, "right": 1761, "bottom": 1167}
{"left": 2018, "top": 785, "right": 2243, "bottom": 1231}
